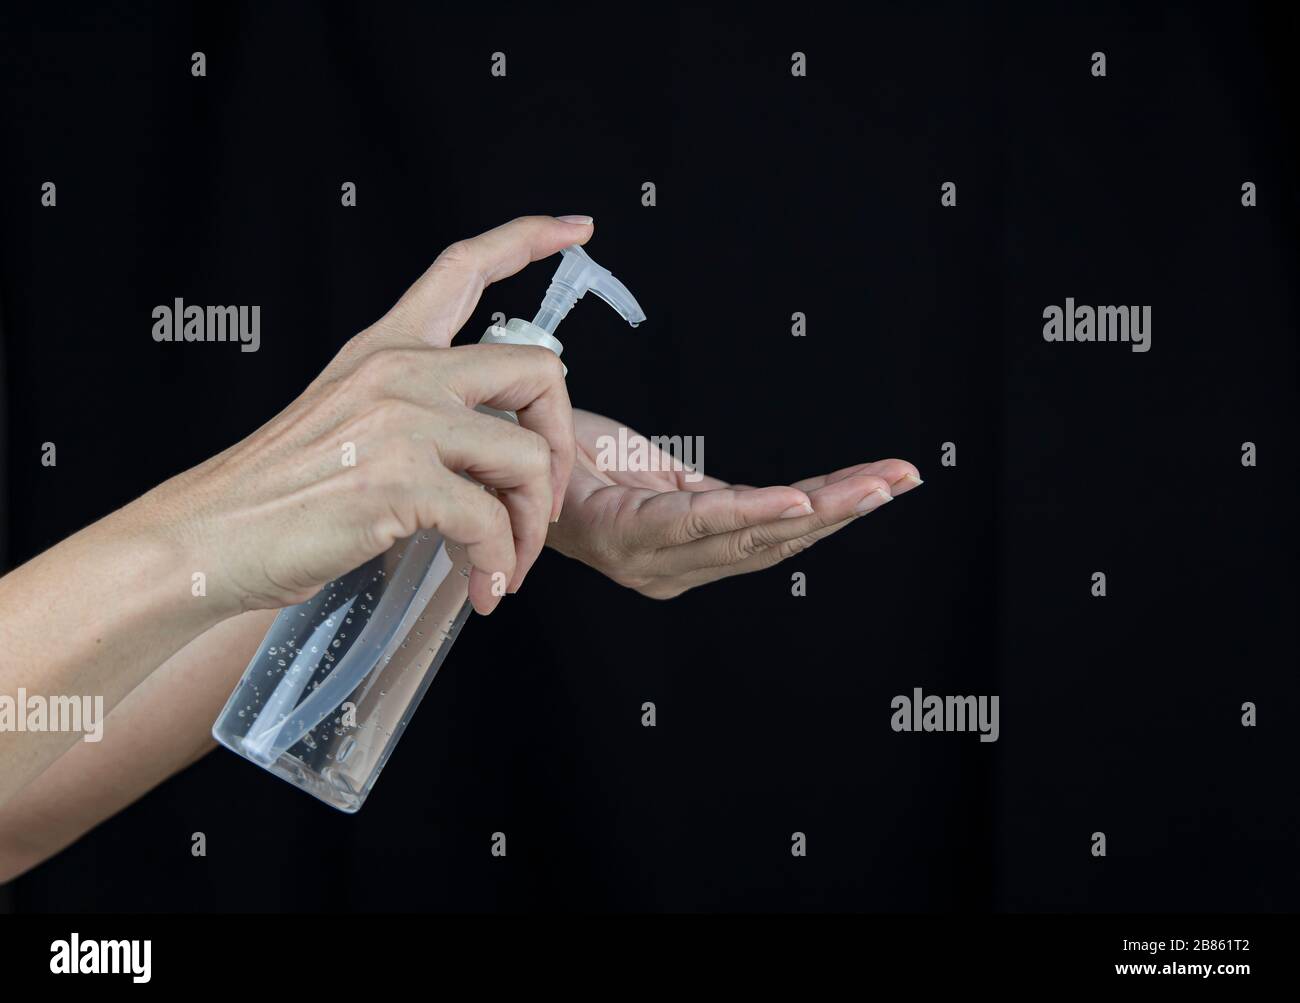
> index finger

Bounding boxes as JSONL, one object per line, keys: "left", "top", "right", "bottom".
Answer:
{"left": 384, "top": 215, "right": 595, "bottom": 347}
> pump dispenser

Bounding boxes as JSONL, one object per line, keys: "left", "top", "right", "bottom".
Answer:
{"left": 481, "top": 245, "right": 645, "bottom": 375}
{"left": 213, "top": 244, "right": 644, "bottom": 812}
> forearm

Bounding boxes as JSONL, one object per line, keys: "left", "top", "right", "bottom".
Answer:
{"left": 0, "top": 499, "right": 237, "bottom": 806}
{"left": 0, "top": 607, "right": 275, "bottom": 882}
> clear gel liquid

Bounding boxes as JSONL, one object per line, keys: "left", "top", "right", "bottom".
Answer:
{"left": 212, "top": 533, "right": 473, "bottom": 812}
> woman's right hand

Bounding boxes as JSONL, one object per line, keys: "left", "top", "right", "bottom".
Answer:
{"left": 133, "top": 216, "right": 590, "bottom": 617}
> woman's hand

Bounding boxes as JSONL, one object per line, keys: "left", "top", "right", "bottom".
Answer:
{"left": 135, "top": 216, "right": 591, "bottom": 617}
{"left": 0, "top": 215, "right": 590, "bottom": 809}
{"left": 547, "top": 409, "right": 921, "bottom": 598}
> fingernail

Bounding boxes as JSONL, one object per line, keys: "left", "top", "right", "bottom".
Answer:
{"left": 779, "top": 501, "right": 814, "bottom": 519}
{"left": 903, "top": 473, "right": 924, "bottom": 486}
{"left": 853, "top": 487, "right": 892, "bottom": 515}
{"left": 555, "top": 215, "right": 593, "bottom": 225}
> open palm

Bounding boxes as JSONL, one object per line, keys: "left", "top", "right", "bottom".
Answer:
{"left": 546, "top": 409, "right": 922, "bottom": 598}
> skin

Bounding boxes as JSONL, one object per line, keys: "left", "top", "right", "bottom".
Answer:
{"left": 552, "top": 409, "right": 921, "bottom": 599}
{"left": 0, "top": 216, "right": 920, "bottom": 882}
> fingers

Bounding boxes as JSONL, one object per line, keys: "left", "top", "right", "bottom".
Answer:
{"left": 384, "top": 215, "right": 595, "bottom": 347}
{"left": 440, "top": 344, "right": 575, "bottom": 524}
{"left": 791, "top": 459, "right": 923, "bottom": 497}
{"left": 329, "top": 345, "right": 573, "bottom": 524}
{"left": 625, "top": 485, "right": 814, "bottom": 550}
{"left": 389, "top": 463, "right": 516, "bottom": 615}
{"left": 321, "top": 342, "right": 572, "bottom": 600}
{"left": 430, "top": 407, "right": 556, "bottom": 592}
{"left": 653, "top": 472, "right": 893, "bottom": 577}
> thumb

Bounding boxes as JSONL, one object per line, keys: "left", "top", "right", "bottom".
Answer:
{"left": 382, "top": 215, "right": 594, "bottom": 347}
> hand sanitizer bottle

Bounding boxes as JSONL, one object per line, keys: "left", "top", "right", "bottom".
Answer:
{"left": 212, "top": 245, "right": 645, "bottom": 812}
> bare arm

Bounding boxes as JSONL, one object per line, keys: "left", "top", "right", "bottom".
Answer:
{"left": 0, "top": 609, "right": 274, "bottom": 882}
{"left": 0, "top": 216, "right": 590, "bottom": 876}
{"left": 0, "top": 213, "right": 921, "bottom": 882}
{"left": 0, "top": 506, "right": 239, "bottom": 807}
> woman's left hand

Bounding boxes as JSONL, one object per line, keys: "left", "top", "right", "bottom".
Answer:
{"left": 547, "top": 409, "right": 922, "bottom": 599}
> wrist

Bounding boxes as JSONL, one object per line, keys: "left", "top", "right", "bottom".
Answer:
{"left": 113, "top": 486, "right": 246, "bottom": 626}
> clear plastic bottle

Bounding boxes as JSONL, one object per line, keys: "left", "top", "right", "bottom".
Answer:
{"left": 212, "top": 244, "right": 645, "bottom": 811}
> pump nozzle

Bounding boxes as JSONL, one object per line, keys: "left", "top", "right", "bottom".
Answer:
{"left": 532, "top": 245, "right": 646, "bottom": 335}
{"left": 479, "top": 243, "right": 645, "bottom": 377}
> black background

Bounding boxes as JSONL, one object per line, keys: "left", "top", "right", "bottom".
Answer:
{"left": 0, "top": 2, "right": 1295, "bottom": 913}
